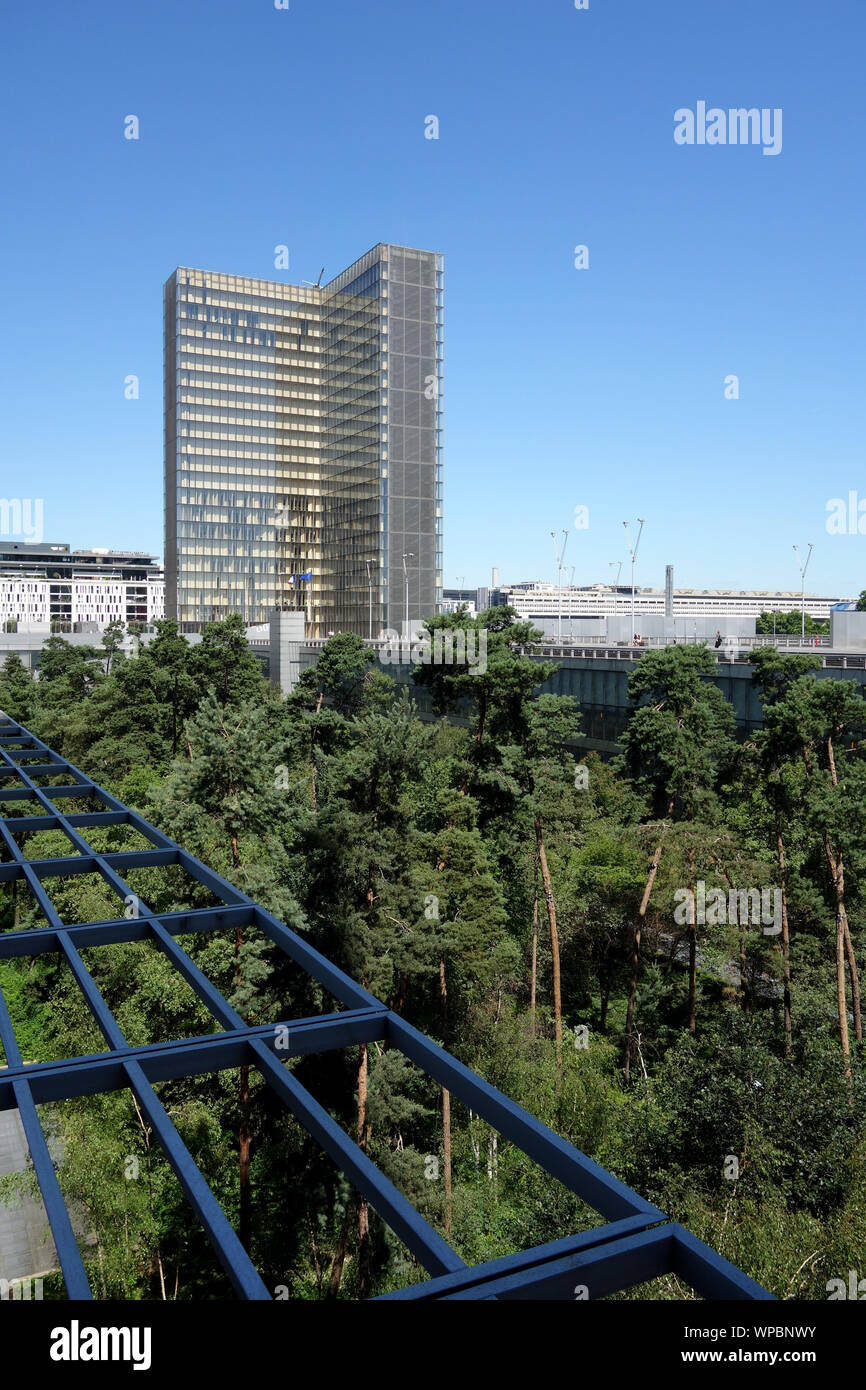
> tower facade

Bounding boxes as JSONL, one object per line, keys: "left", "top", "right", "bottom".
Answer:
{"left": 164, "top": 244, "right": 443, "bottom": 635}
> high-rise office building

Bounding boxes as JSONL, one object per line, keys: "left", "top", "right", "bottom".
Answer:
{"left": 164, "top": 244, "right": 443, "bottom": 635}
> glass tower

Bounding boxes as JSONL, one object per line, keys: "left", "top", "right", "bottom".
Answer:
{"left": 164, "top": 244, "right": 443, "bottom": 635}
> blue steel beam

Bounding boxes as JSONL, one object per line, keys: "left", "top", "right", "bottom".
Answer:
{"left": 0, "top": 905, "right": 255, "bottom": 957}
{"left": 13, "top": 1078, "right": 92, "bottom": 1300}
{"left": 433, "top": 1224, "right": 776, "bottom": 1301}
{"left": 5, "top": 849, "right": 181, "bottom": 879}
{"left": 0, "top": 948, "right": 92, "bottom": 1297}
{"left": 123, "top": 1059, "right": 271, "bottom": 1300}
{"left": 0, "top": 717, "right": 773, "bottom": 1300}
{"left": 249, "top": 1037, "right": 466, "bottom": 1279}
{"left": 0, "top": 977, "right": 22, "bottom": 1065}
{"left": 1, "top": 756, "right": 379, "bottom": 1012}
{"left": 668, "top": 1223, "right": 777, "bottom": 1299}
{"left": 386, "top": 1014, "right": 663, "bottom": 1223}
{"left": 56, "top": 930, "right": 128, "bottom": 1050}
{"left": 146, "top": 919, "right": 247, "bottom": 1032}
{"left": 0, "top": 1011, "right": 390, "bottom": 1109}
{"left": 376, "top": 1215, "right": 664, "bottom": 1300}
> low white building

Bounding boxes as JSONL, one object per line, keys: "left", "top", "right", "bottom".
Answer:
{"left": 0, "top": 542, "right": 164, "bottom": 633}
{"left": 488, "top": 581, "right": 853, "bottom": 625}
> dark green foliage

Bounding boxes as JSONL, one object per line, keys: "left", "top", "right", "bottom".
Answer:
{"left": 187, "top": 613, "right": 267, "bottom": 706}
{"left": 749, "top": 646, "right": 823, "bottom": 706}
{"left": 756, "top": 610, "right": 829, "bottom": 635}
{"left": 289, "top": 631, "right": 386, "bottom": 715}
{"left": 2, "top": 625, "right": 864, "bottom": 1302}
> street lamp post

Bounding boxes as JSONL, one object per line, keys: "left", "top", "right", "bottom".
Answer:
{"left": 551, "top": 529, "right": 568, "bottom": 643}
{"left": 622, "top": 519, "right": 645, "bottom": 647}
{"left": 402, "top": 552, "right": 414, "bottom": 632}
{"left": 793, "top": 543, "right": 814, "bottom": 643}
{"left": 364, "top": 559, "right": 374, "bottom": 641}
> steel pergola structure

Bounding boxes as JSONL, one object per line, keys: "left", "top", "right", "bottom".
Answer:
{"left": 0, "top": 716, "right": 774, "bottom": 1301}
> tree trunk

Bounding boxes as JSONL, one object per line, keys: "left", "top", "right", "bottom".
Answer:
{"left": 711, "top": 853, "right": 750, "bottom": 1014}
{"left": 624, "top": 798, "right": 674, "bottom": 1081}
{"left": 486, "top": 1130, "right": 498, "bottom": 1183}
{"left": 355, "top": 918, "right": 374, "bottom": 1292}
{"left": 687, "top": 845, "right": 697, "bottom": 1034}
{"left": 393, "top": 971, "right": 408, "bottom": 1017}
{"left": 776, "top": 827, "right": 793, "bottom": 1059}
{"left": 327, "top": 1209, "right": 351, "bottom": 1300}
{"left": 529, "top": 880, "right": 538, "bottom": 1034}
{"left": 441, "top": 1086, "right": 452, "bottom": 1238}
{"left": 835, "top": 906, "right": 851, "bottom": 1080}
{"left": 823, "top": 835, "right": 852, "bottom": 1075}
{"left": 439, "top": 957, "right": 452, "bottom": 1237}
{"left": 239, "top": 1064, "right": 252, "bottom": 1252}
{"left": 826, "top": 734, "right": 862, "bottom": 1041}
{"left": 475, "top": 690, "right": 487, "bottom": 746}
{"left": 535, "top": 820, "right": 562, "bottom": 1071}
{"left": 234, "top": 915, "right": 252, "bottom": 1252}
{"left": 804, "top": 740, "right": 856, "bottom": 1073}
{"left": 356, "top": 1041, "right": 371, "bottom": 1297}
{"left": 843, "top": 921, "right": 862, "bottom": 1043}
{"left": 735, "top": 914, "right": 749, "bottom": 1011}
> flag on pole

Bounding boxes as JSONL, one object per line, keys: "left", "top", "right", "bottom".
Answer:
{"left": 298, "top": 570, "right": 313, "bottom": 582}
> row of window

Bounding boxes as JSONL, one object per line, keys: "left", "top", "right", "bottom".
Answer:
{"left": 0, "top": 584, "right": 164, "bottom": 596}
{"left": 1, "top": 604, "right": 164, "bottom": 616}
{"left": 181, "top": 319, "right": 321, "bottom": 338}
{"left": 176, "top": 452, "right": 322, "bottom": 465}
{"left": 177, "top": 371, "right": 321, "bottom": 389}
{"left": 179, "top": 329, "right": 320, "bottom": 350}
{"left": 180, "top": 306, "right": 318, "bottom": 329}
{"left": 177, "top": 344, "right": 318, "bottom": 368}
{"left": 178, "top": 392, "right": 320, "bottom": 407}
{"left": 177, "top": 280, "right": 320, "bottom": 303}
{"left": 180, "top": 430, "right": 321, "bottom": 445}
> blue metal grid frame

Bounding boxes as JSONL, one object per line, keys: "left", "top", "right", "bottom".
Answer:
{"left": 0, "top": 716, "right": 774, "bottom": 1301}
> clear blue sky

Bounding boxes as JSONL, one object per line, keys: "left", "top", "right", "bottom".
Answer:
{"left": 1, "top": 0, "right": 863, "bottom": 597}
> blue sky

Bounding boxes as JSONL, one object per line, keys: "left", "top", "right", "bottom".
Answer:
{"left": 1, "top": 0, "right": 863, "bottom": 597}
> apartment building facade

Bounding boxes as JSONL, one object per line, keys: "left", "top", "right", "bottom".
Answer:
{"left": 0, "top": 543, "right": 164, "bottom": 632}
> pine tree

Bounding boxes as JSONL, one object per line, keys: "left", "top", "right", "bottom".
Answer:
{"left": 188, "top": 613, "right": 266, "bottom": 707}
{"left": 619, "top": 646, "right": 736, "bottom": 1078}
{"left": 0, "top": 652, "right": 36, "bottom": 723}
{"left": 150, "top": 692, "right": 305, "bottom": 1250}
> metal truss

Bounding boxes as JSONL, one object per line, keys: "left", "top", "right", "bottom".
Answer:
{"left": 0, "top": 716, "right": 773, "bottom": 1301}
